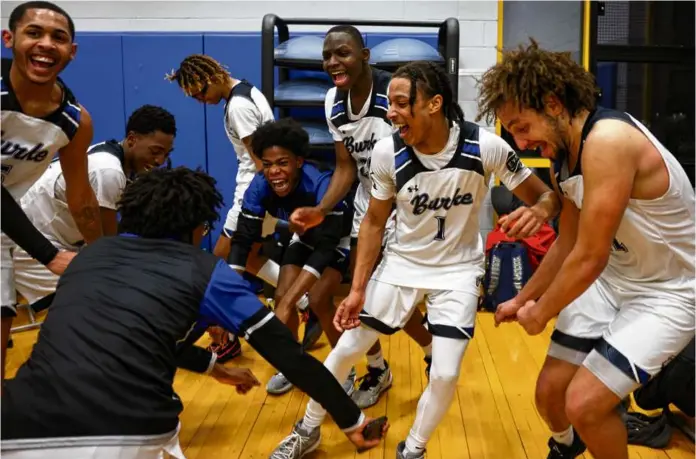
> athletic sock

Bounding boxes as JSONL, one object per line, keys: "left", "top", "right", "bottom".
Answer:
{"left": 366, "top": 349, "right": 386, "bottom": 370}
{"left": 552, "top": 425, "right": 574, "bottom": 446}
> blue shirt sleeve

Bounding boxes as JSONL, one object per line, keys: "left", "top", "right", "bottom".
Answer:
{"left": 241, "top": 173, "right": 270, "bottom": 217}
{"left": 199, "top": 260, "right": 270, "bottom": 336}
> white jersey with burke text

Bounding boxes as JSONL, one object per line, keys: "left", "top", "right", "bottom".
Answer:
{"left": 369, "top": 121, "right": 531, "bottom": 293}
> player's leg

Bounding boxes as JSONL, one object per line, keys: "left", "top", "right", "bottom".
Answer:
{"left": 270, "top": 279, "right": 420, "bottom": 458}
{"left": 565, "top": 289, "right": 695, "bottom": 459}
{"left": 536, "top": 278, "right": 617, "bottom": 459}
{"left": 397, "top": 288, "right": 478, "bottom": 458}
{"left": 1, "top": 235, "right": 18, "bottom": 381}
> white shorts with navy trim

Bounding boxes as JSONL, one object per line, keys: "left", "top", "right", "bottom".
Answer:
{"left": 548, "top": 275, "right": 695, "bottom": 398}
{"left": 358, "top": 277, "right": 478, "bottom": 340}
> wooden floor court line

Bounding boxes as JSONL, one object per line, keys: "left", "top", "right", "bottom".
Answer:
{"left": 5, "top": 308, "right": 694, "bottom": 459}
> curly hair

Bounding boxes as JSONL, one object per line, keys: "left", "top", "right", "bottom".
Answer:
{"left": 117, "top": 166, "right": 223, "bottom": 240}
{"left": 251, "top": 118, "right": 310, "bottom": 159}
{"left": 126, "top": 105, "right": 177, "bottom": 137}
{"left": 392, "top": 60, "right": 465, "bottom": 126}
{"left": 165, "top": 54, "right": 229, "bottom": 96}
{"left": 476, "top": 38, "right": 599, "bottom": 125}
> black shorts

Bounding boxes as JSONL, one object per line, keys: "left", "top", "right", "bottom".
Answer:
{"left": 281, "top": 240, "right": 350, "bottom": 279}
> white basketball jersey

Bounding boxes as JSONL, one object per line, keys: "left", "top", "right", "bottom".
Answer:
{"left": 21, "top": 142, "right": 127, "bottom": 249}
{"left": 325, "top": 68, "right": 393, "bottom": 192}
{"left": 557, "top": 107, "right": 695, "bottom": 296}
{"left": 369, "top": 121, "right": 532, "bottom": 293}
{"left": 224, "top": 80, "right": 275, "bottom": 176}
{"left": 1, "top": 59, "right": 81, "bottom": 202}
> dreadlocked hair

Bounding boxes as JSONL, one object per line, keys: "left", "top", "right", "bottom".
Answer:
{"left": 392, "top": 60, "right": 465, "bottom": 126}
{"left": 165, "top": 54, "right": 230, "bottom": 96}
{"left": 476, "top": 38, "right": 600, "bottom": 125}
{"left": 117, "top": 166, "right": 223, "bottom": 240}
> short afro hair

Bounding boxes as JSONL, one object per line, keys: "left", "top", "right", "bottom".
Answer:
{"left": 125, "top": 105, "right": 177, "bottom": 137}
{"left": 251, "top": 118, "right": 310, "bottom": 159}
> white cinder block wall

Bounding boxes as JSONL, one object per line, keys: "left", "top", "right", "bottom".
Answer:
{"left": 1, "top": 0, "right": 499, "bottom": 233}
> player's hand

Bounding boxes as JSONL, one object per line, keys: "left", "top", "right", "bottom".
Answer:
{"left": 498, "top": 206, "right": 545, "bottom": 239}
{"left": 289, "top": 206, "right": 325, "bottom": 234}
{"left": 494, "top": 297, "right": 524, "bottom": 327}
{"left": 345, "top": 416, "right": 390, "bottom": 452}
{"left": 516, "top": 300, "right": 548, "bottom": 336}
{"left": 45, "top": 250, "right": 77, "bottom": 276}
{"left": 211, "top": 365, "right": 260, "bottom": 394}
{"left": 334, "top": 290, "right": 365, "bottom": 332}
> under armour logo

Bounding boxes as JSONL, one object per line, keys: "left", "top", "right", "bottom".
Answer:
{"left": 407, "top": 185, "right": 419, "bottom": 193}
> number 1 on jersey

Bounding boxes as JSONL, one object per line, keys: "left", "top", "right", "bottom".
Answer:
{"left": 434, "top": 216, "right": 446, "bottom": 241}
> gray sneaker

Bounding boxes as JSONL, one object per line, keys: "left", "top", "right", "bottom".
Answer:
{"left": 351, "top": 363, "right": 393, "bottom": 409}
{"left": 342, "top": 367, "right": 357, "bottom": 396}
{"left": 267, "top": 372, "right": 293, "bottom": 395}
{"left": 396, "top": 441, "right": 425, "bottom": 459}
{"left": 270, "top": 421, "right": 321, "bottom": 459}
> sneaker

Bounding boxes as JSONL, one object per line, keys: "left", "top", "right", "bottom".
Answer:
{"left": 207, "top": 333, "right": 241, "bottom": 363}
{"left": 342, "top": 367, "right": 357, "bottom": 396}
{"left": 547, "top": 430, "right": 586, "bottom": 459}
{"left": 267, "top": 372, "right": 293, "bottom": 395}
{"left": 396, "top": 441, "right": 425, "bottom": 459}
{"left": 270, "top": 421, "right": 321, "bottom": 458}
{"left": 351, "top": 362, "right": 393, "bottom": 409}
{"left": 296, "top": 294, "right": 310, "bottom": 312}
{"left": 424, "top": 355, "right": 432, "bottom": 380}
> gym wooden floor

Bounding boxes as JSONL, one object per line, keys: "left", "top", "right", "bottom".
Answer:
{"left": 7, "top": 306, "right": 694, "bottom": 459}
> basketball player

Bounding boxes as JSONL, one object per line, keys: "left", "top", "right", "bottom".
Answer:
{"left": 272, "top": 61, "right": 559, "bottom": 459}
{"left": 2, "top": 166, "right": 387, "bottom": 459}
{"left": 167, "top": 54, "right": 308, "bottom": 358}
{"left": 229, "top": 118, "right": 357, "bottom": 395}
{"left": 483, "top": 40, "right": 695, "bottom": 459}
{"left": 290, "top": 25, "right": 434, "bottom": 409}
{"left": 9, "top": 105, "right": 175, "bottom": 313}
{"left": 1, "top": 1, "right": 103, "bottom": 378}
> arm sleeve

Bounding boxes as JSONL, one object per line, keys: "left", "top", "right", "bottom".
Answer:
{"left": 1, "top": 185, "right": 59, "bottom": 266}
{"left": 227, "top": 98, "right": 262, "bottom": 140}
{"left": 228, "top": 176, "right": 266, "bottom": 270}
{"left": 174, "top": 322, "right": 216, "bottom": 374}
{"left": 480, "top": 130, "right": 532, "bottom": 191}
{"left": 91, "top": 167, "right": 127, "bottom": 210}
{"left": 199, "top": 260, "right": 363, "bottom": 431}
{"left": 369, "top": 137, "right": 397, "bottom": 201}
{"left": 324, "top": 89, "right": 344, "bottom": 142}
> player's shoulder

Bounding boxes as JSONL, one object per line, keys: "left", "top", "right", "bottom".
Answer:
{"left": 248, "top": 171, "right": 271, "bottom": 195}
{"left": 375, "top": 134, "right": 398, "bottom": 155}
{"left": 476, "top": 125, "right": 514, "bottom": 156}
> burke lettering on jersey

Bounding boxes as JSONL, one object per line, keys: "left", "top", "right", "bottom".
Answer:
{"left": 343, "top": 132, "right": 378, "bottom": 155}
{"left": 1, "top": 134, "right": 50, "bottom": 163}
{"left": 410, "top": 188, "right": 473, "bottom": 215}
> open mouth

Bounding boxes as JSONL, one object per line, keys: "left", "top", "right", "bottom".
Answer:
{"left": 270, "top": 178, "right": 290, "bottom": 194}
{"left": 330, "top": 71, "right": 349, "bottom": 86}
{"left": 392, "top": 122, "right": 410, "bottom": 138}
{"left": 29, "top": 54, "right": 57, "bottom": 71}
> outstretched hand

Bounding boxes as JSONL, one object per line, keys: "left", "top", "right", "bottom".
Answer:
{"left": 334, "top": 290, "right": 364, "bottom": 332}
{"left": 498, "top": 206, "right": 546, "bottom": 239}
{"left": 289, "top": 206, "right": 325, "bottom": 235}
{"left": 211, "top": 365, "right": 261, "bottom": 394}
{"left": 46, "top": 250, "right": 77, "bottom": 276}
{"left": 345, "top": 416, "right": 390, "bottom": 452}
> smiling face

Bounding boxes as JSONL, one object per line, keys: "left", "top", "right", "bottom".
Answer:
{"left": 322, "top": 31, "right": 368, "bottom": 90}
{"left": 125, "top": 130, "right": 174, "bottom": 174}
{"left": 386, "top": 77, "right": 443, "bottom": 149}
{"left": 261, "top": 146, "right": 304, "bottom": 197}
{"left": 496, "top": 98, "right": 568, "bottom": 160}
{"left": 2, "top": 8, "right": 76, "bottom": 86}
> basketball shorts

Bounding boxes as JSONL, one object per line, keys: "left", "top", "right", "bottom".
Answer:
{"left": 222, "top": 170, "right": 276, "bottom": 238}
{"left": 1, "top": 232, "right": 18, "bottom": 317}
{"left": 350, "top": 183, "right": 395, "bottom": 245}
{"left": 1, "top": 424, "right": 185, "bottom": 459}
{"left": 548, "top": 275, "right": 695, "bottom": 398}
{"left": 358, "top": 277, "right": 478, "bottom": 340}
{"left": 282, "top": 233, "right": 351, "bottom": 278}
